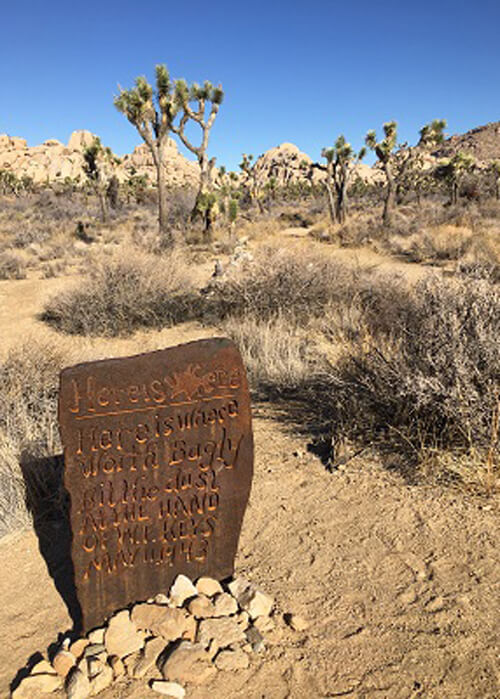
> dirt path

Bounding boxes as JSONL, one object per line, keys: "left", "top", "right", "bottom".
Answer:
{"left": 1, "top": 415, "right": 498, "bottom": 697}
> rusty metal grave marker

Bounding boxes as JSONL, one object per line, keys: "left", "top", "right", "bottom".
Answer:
{"left": 58, "top": 338, "right": 253, "bottom": 631}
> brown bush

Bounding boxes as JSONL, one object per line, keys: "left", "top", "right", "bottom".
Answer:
{"left": 0, "top": 251, "right": 27, "bottom": 280}
{"left": 42, "top": 248, "right": 196, "bottom": 336}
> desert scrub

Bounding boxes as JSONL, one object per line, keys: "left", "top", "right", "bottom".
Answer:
{"left": 0, "top": 343, "right": 66, "bottom": 536}
{"left": 42, "top": 248, "right": 196, "bottom": 336}
{"left": 0, "top": 251, "right": 27, "bottom": 280}
{"left": 328, "top": 274, "right": 500, "bottom": 483}
{"left": 202, "top": 245, "right": 362, "bottom": 323}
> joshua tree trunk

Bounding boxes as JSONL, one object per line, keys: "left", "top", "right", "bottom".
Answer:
{"left": 325, "top": 179, "right": 336, "bottom": 223}
{"left": 98, "top": 189, "right": 108, "bottom": 223}
{"left": 383, "top": 162, "right": 395, "bottom": 225}
{"left": 335, "top": 180, "right": 348, "bottom": 224}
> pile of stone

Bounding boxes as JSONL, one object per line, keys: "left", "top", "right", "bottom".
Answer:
{"left": 12, "top": 574, "right": 297, "bottom": 698}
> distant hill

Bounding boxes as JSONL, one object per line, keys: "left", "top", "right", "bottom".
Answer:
{"left": 433, "top": 121, "right": 500, "bottom": 163}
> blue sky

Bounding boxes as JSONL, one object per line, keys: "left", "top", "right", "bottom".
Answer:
{"left": 1, "top": 0, "right": 499, "bottom": 170}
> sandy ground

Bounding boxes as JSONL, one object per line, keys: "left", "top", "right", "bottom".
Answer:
{"left": 0, "top": 243, "right": 499, "bottom": 698}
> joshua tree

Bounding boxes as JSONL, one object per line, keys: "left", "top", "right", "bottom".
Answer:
{"left": 170, "top": 79, "right": 223, "bottom": 236}
{"left": 82, "top": 137, "right": 120, "bottom": 222}
{"left": 115, "top": 64, "right": 223, "bottom": 244}
{"left": 437, "top": 151, "right": 475, "bottom": 204}
{"left": 321, "top": 136, "right": 366, "bottom": 224}
{"left": 239, "top": 154, "right": 265, "bottom": 213}
{"left": 489, "top": 160, "right": 500, "bottom": 200}
{"left": 418, "top": 118, "right": 447, "bottom": 149}
{"left": 394, "top": 118, "right": 448, "bottom": 204}
{"left": 365, "top": 121, "right": 398, "bottom": 224}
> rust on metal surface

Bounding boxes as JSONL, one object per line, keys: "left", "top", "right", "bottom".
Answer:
{"left": 58, "top": 338, "right": 253, "bottom": 632}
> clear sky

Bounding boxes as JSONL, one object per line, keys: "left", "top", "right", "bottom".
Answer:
{"left": 1, "top": 0, "right": 499, "bottom": 170}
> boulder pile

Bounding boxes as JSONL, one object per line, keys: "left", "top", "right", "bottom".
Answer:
{"left": 12, "top": 574, "right": 306, "bottom": 698}
{"left": 0, "top": 130, "right": 199, "bottom": 187}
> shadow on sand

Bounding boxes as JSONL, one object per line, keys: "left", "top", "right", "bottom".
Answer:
{"left": 10, "top": 452, "right": 82, "bottom": 692}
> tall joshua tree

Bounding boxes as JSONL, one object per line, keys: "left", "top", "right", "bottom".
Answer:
{"left": 394, "top": 119, "right": 447, "bottom": 204}
{"left": 239, "top": 153, "right": 265, "bottom": 213}
{"left": 321, "top": 136, "right": 366, "bottom": 224}
{"left": 114, "top": 64, "right": 223, "bottom": 244}
{"left": 171, "top": 79, "right": 224, "bottom": 236}
{"left": 115, "top": 66, "right": 176, "bottom": 245}
{"left": 365, "top": 121, "right": 398, "bottom": 224}
{"left": 82, "top": 137, "right": 120, "bottom": 223}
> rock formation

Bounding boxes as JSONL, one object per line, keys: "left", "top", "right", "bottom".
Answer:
{"left": 432, "top": 121, "right": 500, "bottom": 164}
{"left": 0, "top": 130, "right": 199, "bottom": 187}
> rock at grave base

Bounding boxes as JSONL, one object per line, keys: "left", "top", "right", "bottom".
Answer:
{"left": 108, "top": 655, "right": 125, "bottom": 679}
{"left": 151, "top": 608, "right": 193, "bottom": 643}
{"left": 87, "top": 628, "right": 105, "bottom": 644}
{"left": 52, "top": 649, "right": 76, "bottom": 678}
{"left": 246, "top": 626, "right": 266, "bottom": 652}
{"left": 89, "top": 663, "right": 113, "bottom": 695}
{"left": 196, "top": 577, "right": 223, "bottom": 598}
{"left": 104, "top": 610, "right": 144, "bottom": 658}
{"left": 129, "top": 637, "right": 167, "bottom": 678}
{"left": 160, "top": 641, "right": 216, "bottom": 685}
{"left": 70, "top": 639, "right": 90, "bottom": 660}
{"left": 197, "top": 617, "right": 246, "bottom": 648}
{"left": 12, "top": 673, "right": 61, "bottom": 698}
{"left": 131, "top": 603, "right": 169, "bottom": 632}
{"left": 212, "top": 592, "right": 238, "bottom": 617}
{"left": 228, "top": 577, "right": 252, "bottom": 603}
{"left": 155, "top": 593, "right": 169, "bottom": 604}
{"left": 31, "top": 659, "right": 57, "bottom": 675}
{"left": 188, "top": 595, "right": 215, "bottom": 619}
{"left": 236, "top": 611, "right": 250, "bottom": 630}
{"left": 254, "top": 615, "right": 275, "bottom": 634}
{"left": 169, "top": 575, "right": 198, "bottom": 607}
{"left": 66, "top": 667, "right": 91, "bottom": 699}
{"left": 151, "top": 680, "right": 186, "bottom": 697}
{"left": 285, "top": 613, "right": 309, "bottom": 631}
{"left": 246, "top": 590, "right": 274, "bottom": 619}
{"left": 215, "top": 648, "right": 250, "bottom": 671}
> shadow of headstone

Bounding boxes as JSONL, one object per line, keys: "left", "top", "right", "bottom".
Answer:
{"left": 19, "top": 450, "right": 82, "bottom": 633}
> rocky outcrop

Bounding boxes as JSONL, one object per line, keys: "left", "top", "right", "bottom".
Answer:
{"left": 0, "top": 129, "right": 199, "bottom": 187}
{"left": 432, "top": 121, "right": 500, "bottom": 164}
{"left": 252, "top": 143, "right": 317, "bottom": 187}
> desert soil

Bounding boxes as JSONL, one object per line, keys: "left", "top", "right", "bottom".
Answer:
{"left": 0, "top": 243, "right": 498, "bottom": 698}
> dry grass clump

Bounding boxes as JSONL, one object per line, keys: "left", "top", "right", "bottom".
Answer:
{"left": 0, "top": 342, "right": 66, "bottom": 536}
{"left": 222, "top": 315, "right": 320, "bottom": 392}
{"left": 42, "top": 248, "right": 196, "bottom": 336}
{"left": 389, "top": 225, "right": 474, "bottom": 263}
{"left": 0, "top": 250, "right": 27, "bottom": 280}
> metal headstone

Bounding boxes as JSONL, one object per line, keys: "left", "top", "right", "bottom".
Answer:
{"left": 58, "top": 338, "right": 253, "bottom": 631}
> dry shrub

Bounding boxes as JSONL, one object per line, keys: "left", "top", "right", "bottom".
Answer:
{"left": 42, "top": 248, "right": 196, "bottom": 336}
{"left": 203, "top": 245, "right": 361, "bottom": 323}
{"left": 0, "top": 250, "right": 27, "bottom": 279}
{"left": 330, "top": 274, "right": 500, "bottom": 483}
{"left": 0, "top": 343, "right": 66, "bottom": 536}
